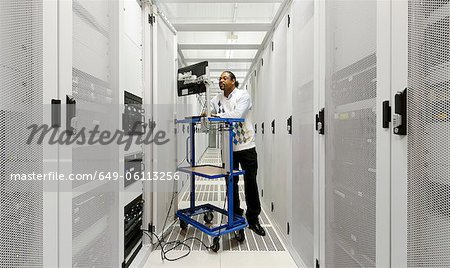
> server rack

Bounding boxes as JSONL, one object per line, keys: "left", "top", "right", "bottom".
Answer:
{"left": 390, "top": 0, "right": 450, "bottom": 266}
{"left": 0, "top": 1, "right": 49, "bottom": 267}
{"left": 321, "top": 0, "right": 379, "bottom": 267}
{"left": 61, "top": 1, "right": 121, "bottom": 267}
{"left": 1, "top": 1, "right": 154, "bottom": 267}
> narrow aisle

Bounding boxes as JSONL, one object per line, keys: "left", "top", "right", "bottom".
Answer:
{"left": 144, "top": 148, "right": 297, "bottom": 268}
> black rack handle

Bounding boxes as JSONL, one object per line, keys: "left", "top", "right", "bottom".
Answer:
{"left": 51, "top": 99, "right": 61, "bottom": 128}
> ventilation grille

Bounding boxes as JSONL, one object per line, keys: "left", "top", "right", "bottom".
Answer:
{"left": 0, "top": 0, "right": 44, "bottom": 267}
{"left": 325, "top": 0, "right": 377, "bottom": 265}
{"left": 167, "top": 212, "right": 284, "bottom": 252}
{"left": 326, "top": 54, "right": 377, "bottom": 267}
{"left": 72, "top": 0, "right": 118, "bottom": 266}
{"left": 407, "top": 0, "right": 450, "bottom": 266}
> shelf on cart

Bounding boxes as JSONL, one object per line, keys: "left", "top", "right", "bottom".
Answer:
{"left": 178, "top": 164, "right": 244, "bottom": 179}
{"left": 176, "top": 117, "right": 245, "bottom": 124}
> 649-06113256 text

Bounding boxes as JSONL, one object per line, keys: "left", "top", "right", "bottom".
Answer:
{"left": 9, "top": 171, "right": 180, "bottom": 181}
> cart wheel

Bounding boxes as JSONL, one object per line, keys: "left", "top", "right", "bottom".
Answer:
{"left": 180, "top": 219, "right": 188, "bottom": 230}
{"left": 203, "top": 211, "right": 214, "bottom": 224}
{"left": 235, "top": 229, "right": 245, "bottom": 243}
{"left": 211, "top": 237, "right": 220, "bottom": 252}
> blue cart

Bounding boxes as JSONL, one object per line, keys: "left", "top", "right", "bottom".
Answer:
{"left": 175, "top": 117, "right": 248, "bottom": 252}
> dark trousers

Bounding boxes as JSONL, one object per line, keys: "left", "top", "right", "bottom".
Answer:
{"left": 226, "top": 147, "right": 261, "bottom": 224}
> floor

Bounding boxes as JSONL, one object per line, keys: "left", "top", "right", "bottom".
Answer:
{"left": 143, "top": 148, "right": 298, "bottom": 268}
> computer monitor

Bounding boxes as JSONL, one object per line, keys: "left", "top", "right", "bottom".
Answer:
{"left": 177, "top": 61, "right": 208, "bottom": 97}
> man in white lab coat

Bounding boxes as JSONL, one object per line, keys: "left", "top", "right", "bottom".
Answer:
{"left": 210, "top": 71, "right": 265, "bottom": 236}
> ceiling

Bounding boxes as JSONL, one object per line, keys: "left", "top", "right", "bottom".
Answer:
{"left": 153, "top": 0, "right": 285, "bottom": 93}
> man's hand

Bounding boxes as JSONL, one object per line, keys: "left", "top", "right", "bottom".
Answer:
{"left": 200, "top": 111, "right": 219, "bottom": 117}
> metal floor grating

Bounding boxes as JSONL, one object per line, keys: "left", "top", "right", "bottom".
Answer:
{"left": 176, "top": 148, "right": 285, "bottom": 252}
{"left": 165, "top": 224, "right": 285, "bottom": 252}
{"left": 167, "top": 209, "right": 284, "bottom": 252}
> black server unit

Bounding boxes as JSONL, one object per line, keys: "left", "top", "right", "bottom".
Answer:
{"left": 124, "top": 153, "right": 144, "bottom": 187}
{"left": 123, "top": 91, "right": 145, "bottom": 135}
{"left": 123, "top": 195, "right": 144, "bottom": 267}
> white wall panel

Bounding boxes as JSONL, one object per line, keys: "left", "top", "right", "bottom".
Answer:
{"left": 154, "top": 16, "right": 178, "bottom": 235}
{"left": 124, "top": 0, "right": 142, "bottom": 47}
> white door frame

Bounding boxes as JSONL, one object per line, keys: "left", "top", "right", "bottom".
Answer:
{"left": 143, "top": 0, "right": 154, "bottom": 248}
{"left": 390, "top": 0, "right": 409, "bottom": 267}
{"left": 314, "top": 0, "right": 326, "bottom": 265}
{"left": 57, "top": 0, "right": 73, "bottom": 267}
{"left": 376, "top": 0, "right": 394, "bottom": 266}
{"left": 43, "top": 0, "right": 60, "bottom": 266}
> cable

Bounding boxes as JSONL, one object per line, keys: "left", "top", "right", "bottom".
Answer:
{"left": 141, "top": 176, "right": 230, "bottom": 261}
{"left": 140, "top": 174, "right": 212, "bottom": 261}
{"left": 142, "top": 228, "right": 214, "bottom": 261}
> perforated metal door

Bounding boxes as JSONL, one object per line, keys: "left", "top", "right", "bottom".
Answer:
{"left": 407, "top": 0, "right": 450, "bottom": 266}
{"left": 291, "top": 0, "right": 315, "bottom": 266}
{"left": 272, "top": 13, "right": 289, "bottom": 233}
{"left": 261, "top": 47, "right": 274, "bottom": 211}
{"left": 0, "top": 0, "right": 44, "bottom": 266}
{"left": 71, "top": 0, "right": 119, "bottom": 266}
{"left": 324, "top": 0, "right": 377, "bottom": 266}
